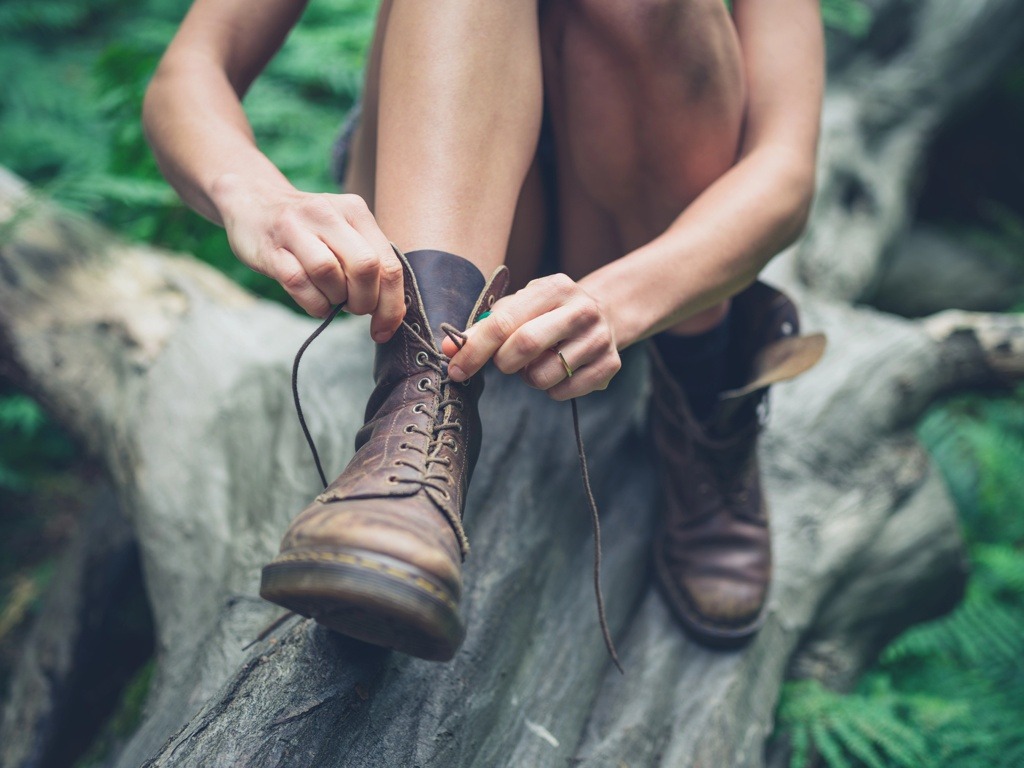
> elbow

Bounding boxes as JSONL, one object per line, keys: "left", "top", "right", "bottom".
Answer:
{"left": 141, "top": 62, "right": 171, "bottom": 145}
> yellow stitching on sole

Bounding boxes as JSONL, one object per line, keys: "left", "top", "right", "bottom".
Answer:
{"left": 269, "top": 551, "right": 458, "bottom": 611}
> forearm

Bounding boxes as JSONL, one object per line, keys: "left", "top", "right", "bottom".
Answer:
{"left": 143, "top": 57, "right": 294, "bottom": 226}
{"left": 580, "top": 145, "right": 814, "bottom": 349}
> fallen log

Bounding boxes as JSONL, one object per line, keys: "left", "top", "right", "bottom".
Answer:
{"left": 2, "top": 0, "right": 1024, "bottom": 764}
{"left": 0, "top": 167, "right": 1018, "bottom": 767}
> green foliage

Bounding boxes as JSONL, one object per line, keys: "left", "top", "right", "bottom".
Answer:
{"left": 776, "top": 388, "right": 1024, "bottom": 767}
{"left": 778, "top": 678, "right": 933, "bottom": 768}
{"left": 0, "top": 0, "right": 1016, "bottom": 762}
{"left": 820, "top": 0, "right": 873, "bottom": 38}
{"left": 918, "top": 391, "right": 1024, "bottom": 545}
{"left": 0, "top": 393, "right": 74, "bottom": 491}
{"left": 0, "top": 0, "right": 376, "bottom": 301}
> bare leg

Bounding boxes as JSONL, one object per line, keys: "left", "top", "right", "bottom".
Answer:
{"left": 360, "top": 0, "right": 546, "bottom": 276}
{"left": 265, "top": 3, "right": 557, "bottom": 663}
{"left": 346, "top": 0, "right": 548, "bottom": 287}
{"left": 541, "top": 0, "right": 746, "bottom": 332}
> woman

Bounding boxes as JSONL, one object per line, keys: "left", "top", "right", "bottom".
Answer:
{"left": 143, "top": 0, "right": 826, "bottom": 660}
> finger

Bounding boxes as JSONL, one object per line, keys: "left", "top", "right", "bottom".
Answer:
{"left": 317, "top": 225, "right": 381, "bottom": 317}
{"left": 368, "top": 245, "right": 405, "bottom": 343}
{"left": 493, "top": 303, "right": 595, "bottom": 375}
{"left": 288, "top": 233, "right": 349, "bottom": 306}
{"left": 545, "top": 352, "right": 622, "bottom": 401}
{"left": 268, "top": 249, "right": 333, "bottom": 318}
{"left": 518, "top": 331, "right": 605, "bottom": 391}
{"left": 335, "top": 195, "right": 405, "bottom": 338}
{"left": 447, "top": 276, "right": 574, "bottom": 380}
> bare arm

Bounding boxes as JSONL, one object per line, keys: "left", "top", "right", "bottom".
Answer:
{"left": 580, "top": 0, "right": 825, "bottom": 348}
{"left": 143, "top": 0, "right": 404, "bottom": 337}
{"left": 445, "top": 0, "right": 824, "bottom": 399}
{"left": 142, "top": 0, "right": 303, "bottom": 222}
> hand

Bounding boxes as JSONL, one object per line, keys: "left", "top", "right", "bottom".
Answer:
{"left": 213, "top": 175, "right": 405, "bottom": 341}
{"left": 441, "top": 273, "right": 621, "bottom": 400}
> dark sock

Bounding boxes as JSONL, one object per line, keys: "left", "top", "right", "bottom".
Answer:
{"left": 405, "top": 249, "right": 485, "bottom": 347}
{"left": 653, "top": 313, "right": 732, "bottom": 423}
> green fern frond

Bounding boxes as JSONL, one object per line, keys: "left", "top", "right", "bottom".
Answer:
{"left": 918, "top": 392, "right": 1024, "bottom": 544}
{"left": 0, "top": 1, "right": 91, "bottom": 35}
{"left": 820, "top": 0, "right": 873, "bottom": 37}
{"left": 829, "top": 716, "right": 887, "bottom": 768}
{"left": 883, "top": 586, "right": 1024, "bottom": 671}
{"left": 776, "top": 680, "right": 934, "bottom": 768}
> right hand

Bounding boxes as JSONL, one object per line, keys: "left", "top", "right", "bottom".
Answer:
{"left": 213, "top": 175, "right": 406, "bottom": 342}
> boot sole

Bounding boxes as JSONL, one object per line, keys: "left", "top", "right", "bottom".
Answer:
{"left": 260, "top": 547, "right": 465, "bottom": 661}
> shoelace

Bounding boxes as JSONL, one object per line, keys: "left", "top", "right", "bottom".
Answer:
{"left": 287, "top": 302, "right": 623, "bottom": 673}
{"left": 388, "top": 322, "right": 474, "bottom": 557}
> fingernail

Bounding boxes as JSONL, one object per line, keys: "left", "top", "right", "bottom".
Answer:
{"left": 373, "top": 330, "right": 390, "bottom": 344}
{"left": 449, "top": 364, "right": 466, "bottom": 381}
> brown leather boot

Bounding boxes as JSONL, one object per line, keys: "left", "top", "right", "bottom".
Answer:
{"left": 261, "top": 249, "right": 509, "bottom": 661}
{"left": 650, "top": 282, "right": 825, "bottom": 648}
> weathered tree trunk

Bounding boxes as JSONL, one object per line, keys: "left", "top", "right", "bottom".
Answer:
{"left": 2, "top": 1, "right": 1024, "bottom": 766}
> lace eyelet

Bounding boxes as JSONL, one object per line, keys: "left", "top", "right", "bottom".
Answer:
{"left": 410, "top": 322, "right": 421, "bottom": 334}
{"left": 399, "top": 442, "right": 409, "bottom": 450}
{"left": 417, "top": 377, "right": 430, "bottom": 391}
{"left": 387, "top": 475, "right": 398, "bottom": 484}
{"left": 404, "top": 293, "right": 412, "bottom": 307}
{"left": 415, "top": 351, "right": 428, "bottom": 366}
{"left": 412, "top": 403, "right": 426, "bottom": 414}
{"left": 404, "top": 424, "right": 415, "bottom": 433}
{"left": 486, "top": 294, "right": 495, "bottom": 308}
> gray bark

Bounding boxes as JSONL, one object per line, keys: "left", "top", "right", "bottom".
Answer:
{"left": 0, "top": 177, "right": 1016, "bottom": 768}
{"left": 872, "top": 226, "right": 1024, "bottom": 317}
{"left": 798, "top": 0, "right": 1024, "bottom": 302}
{"left": 2, "top": 0, "right": 1024, "bottom": 765}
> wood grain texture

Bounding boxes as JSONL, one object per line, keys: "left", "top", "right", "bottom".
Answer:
{"left": 2, "top": 0, "right": 1024, "bottom": 764}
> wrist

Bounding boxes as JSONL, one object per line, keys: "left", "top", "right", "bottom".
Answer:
{"left": 209, "top": 171, "right": 293, "bottom": 228}
{"left": 579, "top": 268, "right": 655, "bottom": 351}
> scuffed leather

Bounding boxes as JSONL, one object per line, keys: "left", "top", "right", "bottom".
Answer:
{"left": 650, "top": 281, "right": 824, "bottom": 636}
{"left": 278, "top": 249, "right": 509, "bottom": 592}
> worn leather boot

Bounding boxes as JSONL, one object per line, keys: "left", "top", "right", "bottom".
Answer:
{"left": 261, "top": 249, "right": 509, "bottom": 661}
{"left": 650, "top": 282, "right": 825, "bottom": 648}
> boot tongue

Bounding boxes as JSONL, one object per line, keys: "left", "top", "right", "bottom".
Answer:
{"left": 405, "top": 249, "right": 486, "bottom": 349}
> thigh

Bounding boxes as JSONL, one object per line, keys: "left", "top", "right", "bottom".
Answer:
{"left": 541, "top": 0, "right": 747, "bottom": 268}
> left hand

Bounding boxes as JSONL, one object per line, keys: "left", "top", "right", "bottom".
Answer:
{"left": 441, "top": 273, "right": 621, "bottom": 400}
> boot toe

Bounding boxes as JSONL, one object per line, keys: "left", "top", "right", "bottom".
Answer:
{"left": 681, "top": 574, "right": 766, "bottom": 629}
{"left": 654, "top": 547, "right": 768, "bottom": 648}
{"left": 279, "top": 497, "right": 463, "bottom": 593}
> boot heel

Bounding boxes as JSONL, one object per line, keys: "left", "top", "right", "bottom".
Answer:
{"left": 260, "top": 547, "right": 465, "bottom": 661}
